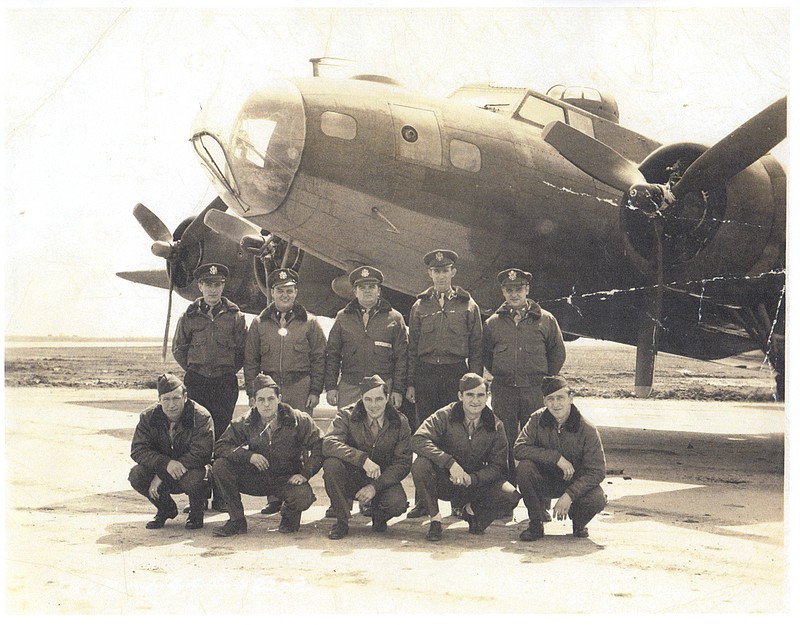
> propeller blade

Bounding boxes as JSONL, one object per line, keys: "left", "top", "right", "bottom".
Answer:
{"left": 151, "top": 240, "right": 174, "bottom": 259}
{"left": 204, "top": 208, "right": 262, "bottom": 243}
{"left": 542, "top": 121, "right": 647, "bottom": 191}
{"left": 162, "top": 277, "right": 174, "bottom": 363}
{"left": 177, "top": 196, "right": 228, "bottom": 247}
{"left": 671, "top": 96, "right": 787, "bottom": 197}
{"left": 634, "top": 221, "right": 664, "bottom": 398}
{"left": 133, "top": 203, "right": 172, "bottom": 243}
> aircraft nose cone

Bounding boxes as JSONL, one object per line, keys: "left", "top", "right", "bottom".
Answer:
{"left": 191, "top": 79, "right": 306, "bottom": 216}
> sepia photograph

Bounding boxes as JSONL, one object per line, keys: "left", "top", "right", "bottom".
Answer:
{"left": 3, "top": 3, "right": 793, "bottom": 616}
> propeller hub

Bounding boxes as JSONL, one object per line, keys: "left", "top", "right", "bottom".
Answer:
{"left": 151, "top": 240, "right": 175, "bottom": 259}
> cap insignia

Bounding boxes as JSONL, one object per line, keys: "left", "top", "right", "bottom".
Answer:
{"left": 508, "top": 270, "right": 517, "bottom": 281}
{"left": 435, "top": 252, "right": 444, "bottom": 261}
{"left": 279, "top": 271, "right": 287, "bottom": 280}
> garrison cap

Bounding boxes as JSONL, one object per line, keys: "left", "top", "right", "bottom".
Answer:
{"left": 423, "top": 249, "right": 458, "bottom": 267}
{"left": 497, "top": 268, "right": 532, "bottom": 286}
{"left": 542, "top": 375, "right": 570, "bottom": 397}
{"left": 194, "top": 263, "right": 229, "bottom": 282}
{"left": 268, "top": 268, "right": 299, "bottom": 287}
{"left": 359, "top": 374, "right": 387, "bottom": 395}
{"left": 252, "top": 374, "right": 280, "bottom": 396}
{"left": 459, "top": 372, "right": 487, "bottom": 393}
{"left": 350, "top": 266, "right": 384, "bottom": 287}
{"left": 157, "top": 373, "right": 183, "bottom": 396}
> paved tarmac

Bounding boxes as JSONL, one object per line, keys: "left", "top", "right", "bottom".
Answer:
{"left": 3, "top": 388, "right": 788, "bottom": 614}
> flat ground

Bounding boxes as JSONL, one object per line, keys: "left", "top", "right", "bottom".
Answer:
{"left": 3, "top": 384, "right": 786, "bottom": 614}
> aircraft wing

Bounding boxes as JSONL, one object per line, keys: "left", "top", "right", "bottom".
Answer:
{"left": 116, "top": 270, "right": 171, "bottom": 290}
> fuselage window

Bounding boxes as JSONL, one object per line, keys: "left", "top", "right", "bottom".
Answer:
{"left": 516, "top": 95, "right": 566, "bottom": 131}
{"left": 567, "top": 110, "right": 595, "bottom": 138}
{"left": 450, "top": 139, "right": 481, "bottom": 173}
{"left": 320, "top": 111, "right": 357, "bottom": 140}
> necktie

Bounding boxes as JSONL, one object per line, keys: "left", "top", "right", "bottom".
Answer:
{"left": 370, "top": 418, "right": 381, "bottom": 438}
{"left": 363, "top": 308, "right": 371, "bottom": 329}
{"left": 467, "top": 419, "right": 477, "bottom": 437}
{"left": 438, "top": 292, "right": 445, "bottom": 309}
{"left": 279, "top": 313, "right": 287, "bottom": 328}
{"left": 513, "top": 308, "right": 522, "bottom": 324}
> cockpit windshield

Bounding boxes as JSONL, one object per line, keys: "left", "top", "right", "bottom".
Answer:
{"left": 447, "top": 84, "right": 527, "bottom": 116}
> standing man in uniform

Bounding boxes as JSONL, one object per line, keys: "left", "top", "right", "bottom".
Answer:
{"left": 211, "top": 374, "right": 323, "bottom": 537}
{"left": 172, "top": 262, "right": 247, "bottom": 511}
{"left": 406, "top": 250, "right": 483, "bottom": 518}
{"left": 514, "top": 375, "right": 606, "bottom": 541}
{"left": 128, "top": 373, "right": 214, "bottom": 530}
{"left": 244, "top": 267, "right": 327, "bottom": 515}
{"left": 322, "top": 375, "right": 412, "bottom": 539}
{"left": 410, "top": 373, "right": 520, "bottom": 542}
{"left": 483, "top": 268, "right": 566, "bottom": 485}
{"left": 324, "top": 265, "right": 407, "bottom": 410}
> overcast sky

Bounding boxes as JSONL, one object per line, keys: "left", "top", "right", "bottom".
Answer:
{"left": 3, "top": 5, "right": 792, "bottom": 337}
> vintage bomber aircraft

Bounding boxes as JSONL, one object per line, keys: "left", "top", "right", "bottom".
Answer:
{"left": 120, "top": 64, "right": 786, "bottom": 398}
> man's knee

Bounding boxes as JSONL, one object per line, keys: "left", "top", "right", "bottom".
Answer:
{"left": 515, "top": 459, "right": 540, "bottom": 482}
{"left": 284, "top": 483, "right": 316, "bottom": 511}
{"left": 378, "top": 485, "right": 409, "bottom": 517}
{"left": 322, "top": 457, "right": 347, "bottom": 483}
{"left": 411, "top": 455, "right": 435, "bottom": 480}
{"left": 128, "top": 464, "right": 152, "bottom": 494}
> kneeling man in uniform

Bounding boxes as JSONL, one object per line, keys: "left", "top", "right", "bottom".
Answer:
{"left": 411, "top": 373, "right": 520, "bottom": 542}
{"left": 323, "top": 375, "right": 412, "bottom": 539}
{"left": 212, "top": 374, "right": 323, "bottom": 537}
{"left": 128, "top": 373, "right": 214, "bottom": 530}
{"left": 514, "top": 375, "right": 606, "bottom": 541}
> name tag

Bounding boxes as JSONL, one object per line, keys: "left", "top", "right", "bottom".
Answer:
{"left": 374, "top": 341, "right": 392, "bottom": 349}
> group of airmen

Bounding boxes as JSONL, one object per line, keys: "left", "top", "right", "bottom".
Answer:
{"left": 129, "top": 250, "right": 607, "bottom": 543}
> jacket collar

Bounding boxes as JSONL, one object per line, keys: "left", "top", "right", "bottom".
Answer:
{"left": 186, "top": 296, "right": 240, "bottom": 317}
{"left": 416, "top": 285, "right": 471, "bottom": 301}
{"left": 495, "top": 298, "right": 542, "bottom": 320}
{"left": 447, "top": 401, "right": 497, "bottom": 431}
{"left": 348, "top": 399, "right": 402, "bottom": 424}
{"left": 343, "top": 297, "right": 393, "bottom": 315}
{"left": 540, "top": 404, "right": 581, "bottom": 433}
{"left": 243, "top": 402, "right": 298, "bottom": 428}
{"left": 259, "top": 302, "right": 308, "bottom": 322}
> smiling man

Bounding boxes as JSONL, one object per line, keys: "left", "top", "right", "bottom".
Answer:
{"left": 410, "top": 373, "right": 520, "bottom": 542}
{"left": 513, "top": 375, "right": 606, "bottom": 541}
{"left": 322, "top": 375, "right": 412, "bottom": 539}
{"left": 483, "top": 268, "right": 566, "bottom": 486}
{"left": 211, "top": 374, "right": 323, "bottom": 537}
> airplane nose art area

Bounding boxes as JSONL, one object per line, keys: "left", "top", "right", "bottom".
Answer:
{"left": 191, "top": 79, "right": 306, "bottom": 217}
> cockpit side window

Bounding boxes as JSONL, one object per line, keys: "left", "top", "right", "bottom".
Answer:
{"left": 515, "top": 95, "right": 566, "bottom": 131}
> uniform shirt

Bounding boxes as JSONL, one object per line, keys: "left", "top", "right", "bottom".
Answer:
{"left": 412, "top": 401, "right": 508, "bottom": 488}
{"left": 323, "top": 400, "right": 412, "bottom": 492}
{"left": 483, "top": 298, "right": 566, "bottom": 387}
{"left": 407, "top": 285, "right": 483, "bottom": 386}
{"left": 214, "top": 402, "right": 323, "bottom": 479}
{"left": 243, "top": 303, "right": 327, "bottom": 397}
{"left": 324, "top": 298, "right": 408, "bottom": 392}
{"left": 130, "top": 399, "right": 214, "bottom": 479}
{"left": 172, "top": 296, "right": 247, "bottom": 378}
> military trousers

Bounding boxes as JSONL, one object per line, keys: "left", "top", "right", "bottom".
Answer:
{"left": 322, "top": 457, "right": 408, "bottom": 523}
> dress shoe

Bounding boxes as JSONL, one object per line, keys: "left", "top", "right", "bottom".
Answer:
{"left": 426, "top": 520, "right": 443, "bottom": 542}
{"left": 211, "top": 499, "right": 227, "bottom": 512}
{"left": 463, "top": 510, "right": 485, "bottom": 535}
{"left": 372, "top": 516, "right": 388, "bottom": 533}
{"left": 212, "top": 518, "right": 248, "bottom": 537}
{"left": 519, "top": 521, "right": 545, "bottom": 542}
{"left": 542, "top": 509, "right": 552, "bottom": 522}
{"left": 185, "top": 515, "right": 204, "bottom": 530}
{"left": 146, "top": 502, "right": 178, "bottom": 529}
{"left": 261, "top": 500, "right": 283, "bottom": 515}
{"left": 406, "top": 503, "right": 428, "bottom": 519}
{"left": 278, "top": 510, "right": 301, "bottom": 533}
{"left": 324, "top": 507, "right": 337, "bottom": 518}
{"left": 572, "top": 525, "right": 589, "bottom": 538}
{"left": 328, "top": 521, "right": 349, "bottom": 540}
